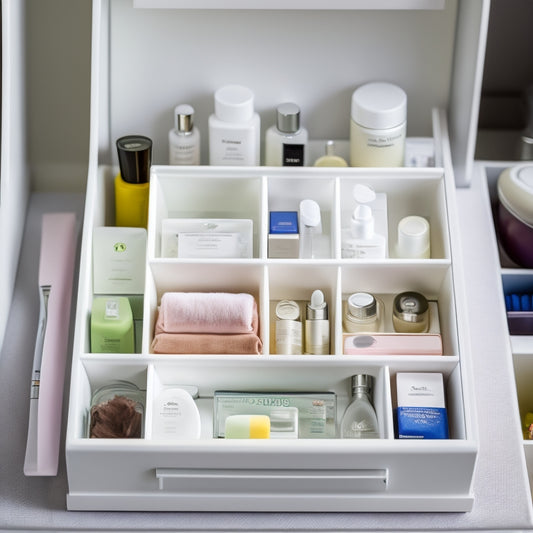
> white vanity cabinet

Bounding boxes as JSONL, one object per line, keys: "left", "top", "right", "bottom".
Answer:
{"left": 65, "top": 0, "right": 493, "bottom": 512}
{"left": 0, "top": 1, "right": 29, "bottom": 350}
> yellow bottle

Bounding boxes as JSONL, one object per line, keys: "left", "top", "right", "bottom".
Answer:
{"left": 313, "top": 140, "right": 348, "bottom": 167}
{"left": 115, "top": 135, "right": 152, "bottom": 228}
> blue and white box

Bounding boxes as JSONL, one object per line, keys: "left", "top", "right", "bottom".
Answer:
{"left": 268, "top": 211, "right": 299, "bottom": 258}
{"left": 396, "top": 372, "right": 449, "bottom": 439}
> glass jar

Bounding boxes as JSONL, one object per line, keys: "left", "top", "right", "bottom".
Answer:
{"left": 88, "top": 380, "right": 145, "bottom": 439}
{"left": 343, "top": 292, "right": 383, "bottom": 333}
{"left": 392, "top": 291, "right": 430, "bottom": 333}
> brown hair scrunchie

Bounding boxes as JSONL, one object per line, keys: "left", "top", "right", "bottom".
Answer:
{"left": 89, "top": 395, "right": 143, "bottom": 438}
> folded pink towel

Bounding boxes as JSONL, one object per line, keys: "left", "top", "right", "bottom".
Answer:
{"left": 155, "top": 292, "right": 258, "bottom": 335}
{"left": 151, "top": 332, "right": 262, "bottom": 355}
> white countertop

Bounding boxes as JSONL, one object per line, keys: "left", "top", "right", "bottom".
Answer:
{"left": 1, "top": 175, "right": 532, "bottom": 531}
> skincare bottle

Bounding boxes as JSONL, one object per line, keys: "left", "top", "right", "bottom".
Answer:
{"left": 299, "top": 199, "right": 322, "bottom": 259}
{"left": 340, "top": 374, "right": 379, "bottom": 439}
{"left": 208, "top": 85, "right": 260, "bottom": 166}
{"left": 265, "top": 103, "right": 308, "bottom": 166}
{"left": 305, "top": 290, "right": 329, "bottom": 355}
{"left": 397, "top": 215, "right": 431, "bottom": 259}
{"left": 343, "top": 292, "right": 383, "bottom": 333}
{"left": 151, "top": 387, "right": 201, "bottom": 440}
{"left": 313, "top": 140, "right": 348, "bottom": 167}
{"left": 115, "top": 135, "right": 152, "bottom": 228}
{"left": 275, "top": 300, "right": 303, "bottom": 355}
{"left": 350, "top": 82, "right": 407, "bottom": 167}
{"left": 392, "top": 291, "right": 430, "bottom": 333}
{"left": 341, "top": 185, "right": 387, "bottom": 259}
{"left": 168, "top": 104, "right": 201, "bottom": 165}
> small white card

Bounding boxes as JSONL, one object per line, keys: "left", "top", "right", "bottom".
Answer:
{"left": 161, "top": 218, "right": 253, "bottom": 258}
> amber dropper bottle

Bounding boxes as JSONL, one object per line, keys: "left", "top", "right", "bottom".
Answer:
{"left": 115, "top": 135, "right": 152, "bottom": 228}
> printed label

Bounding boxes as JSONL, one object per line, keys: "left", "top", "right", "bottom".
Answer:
{"left": 282, "top": 143, "right": 305, "bottom": 166}
{"left": 178, "top": 232, "right": 241, "bottom": 258}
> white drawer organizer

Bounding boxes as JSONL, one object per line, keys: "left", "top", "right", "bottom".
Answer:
{"left": 66, "top": 0, "right": 488, "bottom": 512}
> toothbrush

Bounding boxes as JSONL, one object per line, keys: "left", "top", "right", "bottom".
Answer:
{"left": 24, "top": 212, "right": 77, "bottom": 476}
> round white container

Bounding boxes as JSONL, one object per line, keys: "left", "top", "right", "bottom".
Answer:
{"left": 350, "top": 82, "right": 407, "bottom": 167}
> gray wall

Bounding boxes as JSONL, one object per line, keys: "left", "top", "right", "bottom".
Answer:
{"left": 26, "top": 0, "right": 92, "bottom": 192}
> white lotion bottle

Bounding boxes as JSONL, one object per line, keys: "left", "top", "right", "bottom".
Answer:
{"left": 169, "top": 104, "right": 201, "bottom": 165}
{"left": 305, "top": 290, "right": 329, "bottom": 355}
{"left": 350, "top": 82, "right": 407, "bottom": 167}
{"left": 265, "top": 103, "right": 308, "bottom": 166}
{"left": 208, "top": 85, "right": 260, "bottom": 166}
{"left": 341, "top": 185, "right": 386, "bottom": 259}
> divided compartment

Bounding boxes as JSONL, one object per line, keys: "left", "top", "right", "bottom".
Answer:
{"left": 268, "top": 262, "right": 337, "bottom": 355}
{"left": 388, "top": 361, "right": 468, "bottom": 441}
{"left": 68, "top": 358, "right": 148, "bottom": 441}
{"left": 338, "top": 263, "right": 460, "bottom": 359}
{"left": 338, "top": 171, "right": 451, "bottom": 260}
{"left": 146, "top": 261, "right": 266, "bottom": 355}
{"left": 267, "top": 174, "right": 336, "bottom": 260}
{"left": 480, "top": 163, "right": 533, "bottom": 340}
{"left": 149, "top": 166, "right": 263, "bottom": 260}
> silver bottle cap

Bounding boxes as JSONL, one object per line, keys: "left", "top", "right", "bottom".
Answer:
{"left": 393, "top": 291, "right": 429, "bottom": 323}
{"left": 175, "top": 104, "right": 194, "bottom": 134}
{"left": 276, "top": 102, "right": 300, "bottom": 134}
{"left": 347, "top": 292, "right": 377, "bottom": 320}
{"left": 351, "top": 374, "right": 373, "bottom": 396}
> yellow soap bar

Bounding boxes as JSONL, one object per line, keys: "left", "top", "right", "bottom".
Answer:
{"left": 225, "top": 415, "right": 270, "bottom": 439}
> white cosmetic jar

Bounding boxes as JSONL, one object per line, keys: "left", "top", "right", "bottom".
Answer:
{"left": 350, "top": 82, "right": 407, "bottom": 167}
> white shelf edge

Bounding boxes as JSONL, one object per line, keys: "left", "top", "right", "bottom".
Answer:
{"left": 133, "top": 0, "right": 445, "bottom": 10}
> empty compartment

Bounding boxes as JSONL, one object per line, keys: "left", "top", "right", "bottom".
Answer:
{"left": 150, "top": 167, "right": 263, "bottom": 259}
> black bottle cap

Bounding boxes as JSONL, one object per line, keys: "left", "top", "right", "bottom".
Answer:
{"left": 116, "top": 135, "right": 152, "bottom": 184}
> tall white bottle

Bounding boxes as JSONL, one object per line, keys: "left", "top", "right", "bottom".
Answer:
{"left": 208, "top": 85, "right": 260, "bottom": 166}
{"left": 169, "top": 104, "right": 201, "bottom": 165}
{"left": 265, "top": 103, "right": 308, "bottom": 166}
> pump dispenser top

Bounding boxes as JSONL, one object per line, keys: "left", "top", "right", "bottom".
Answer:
{"left": 341, "top": 184, "right": 387, "bottom": 259}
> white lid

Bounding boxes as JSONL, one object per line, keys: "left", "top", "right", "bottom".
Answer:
{"left": 299, "top": 199, "right": 321, "bottom": 228}
{"left": 214, "top": 84, "right": 255, "bottom": 123}
{"left": 498, "top": 164, "right": 533, "bottom": 226}
{"left": 397, "top": 215, "right": 430, "bottom": 259}
{"left": 351, "top": 82, "right": 407, "bottom": 130}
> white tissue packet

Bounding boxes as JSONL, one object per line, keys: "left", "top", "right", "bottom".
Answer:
{"left": 161, "top": 218, "right": 253, "bottom": 259}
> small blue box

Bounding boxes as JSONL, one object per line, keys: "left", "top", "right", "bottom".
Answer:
{"left": 269, "top": 211, "right": 298, "bottom": 234}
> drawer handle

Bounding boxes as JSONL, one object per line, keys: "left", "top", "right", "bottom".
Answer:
{"left": 155, "top": 468, "right": 388, "bottom": 493}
